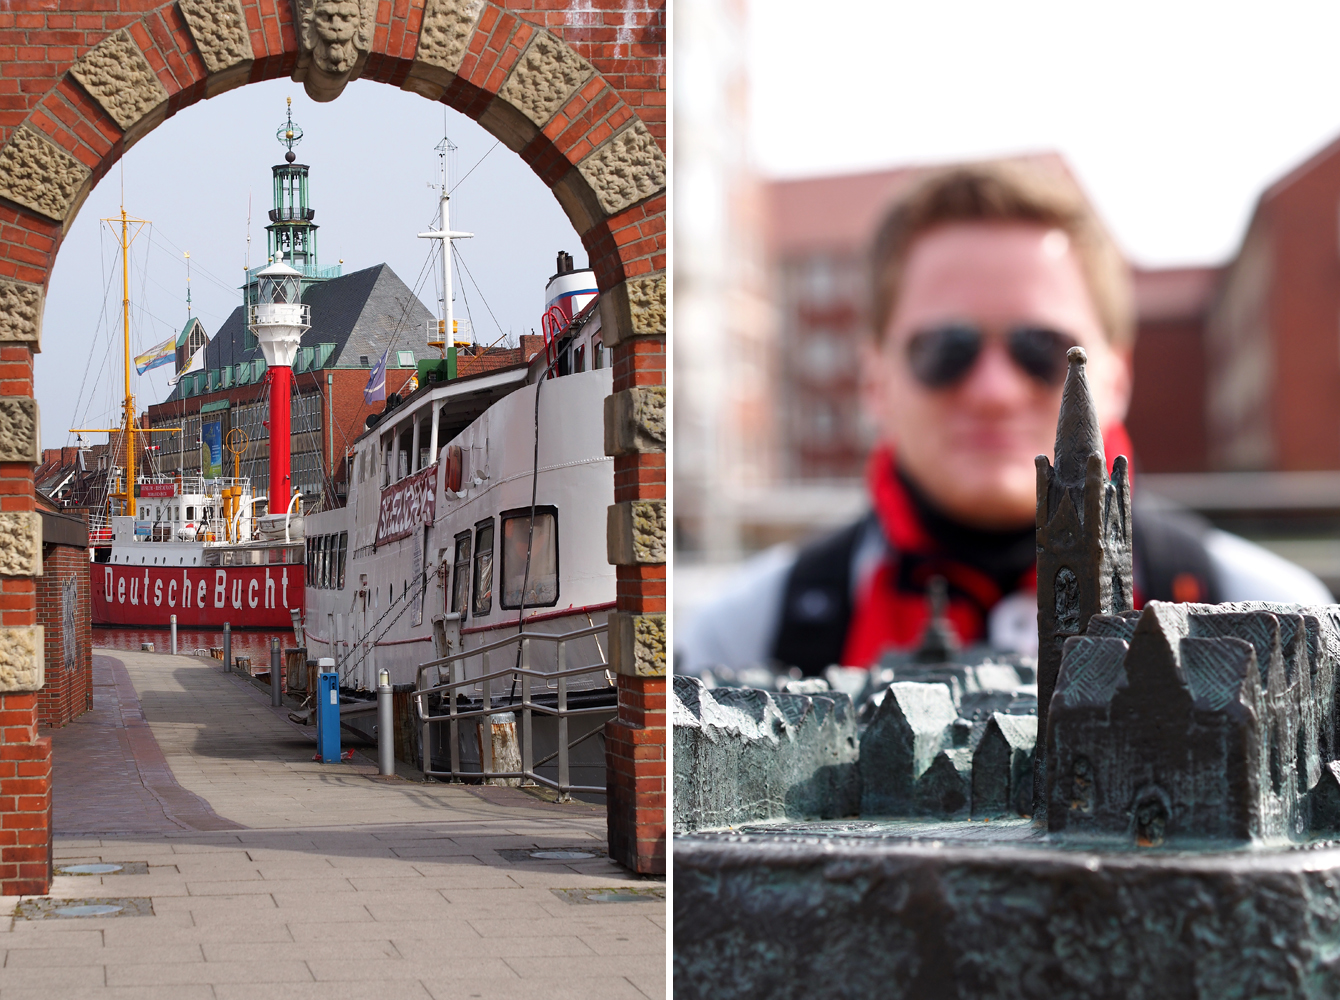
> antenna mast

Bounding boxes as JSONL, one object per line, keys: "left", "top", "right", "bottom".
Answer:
{"left": 419, "top": 133, "right": 473, "bottom": 357}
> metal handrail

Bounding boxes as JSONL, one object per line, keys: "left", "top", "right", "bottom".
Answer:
{"left": 411, "top": 622, "right": 612, "bottom": 800}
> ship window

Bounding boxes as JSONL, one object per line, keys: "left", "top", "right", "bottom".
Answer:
{"left": 319, "top": 535, "right": 330, "bottom": 589}
{"left": 451, "top": 532, "right": 470, "bottom": 618}
{"left": 573, "top": 345, "right": 585, "bottom": 374}
{"left": 594, "top": 342, "right": 603, "bottom": 370}
{"left": 417, "top": 416, "right": 431, "bottom": 471}
{"left": 472, "top": 520, "right": 494, "bottom": 617}
{"left": 338, "top": 532, "right": 348, "bottom": 590}
{"left": 500, "top": 507, "right": 559, "bottom": 609}
{"left": 397, "top": 425, "right": 412, "bottom": 480}
{"left": 186, "top": 506, "right": 194, "bottom": 520}
{"left": 306, "top": 537, "right": 315, "bottom": 581}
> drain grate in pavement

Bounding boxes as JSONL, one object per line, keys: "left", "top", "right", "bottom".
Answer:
{"left": 500, "top": 846, "right": 608, "bottom": 863}
{"left": 552, "top": 887, "right": 665, "bottom": 905}
{"left": 56, "top": 862, "right": 149, "bottom": 876}
{"left": 16, "top": 897, "right": 154, "bottom": 920}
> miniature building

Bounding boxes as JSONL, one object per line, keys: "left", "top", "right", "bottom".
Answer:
{"left": 1034, "top": 346, "right": 1133, "bottom": 805}
{"left": 1047, "top": 600, "right": 1340, "bottom": 842}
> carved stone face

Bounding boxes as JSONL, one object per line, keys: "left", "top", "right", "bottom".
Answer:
{"left": 307, "top": 0, "right": 364, "bottom": 74}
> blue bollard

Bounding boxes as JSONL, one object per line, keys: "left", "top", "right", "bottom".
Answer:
{"left": 317, "top": 658, "right": 340, "bottom": 763}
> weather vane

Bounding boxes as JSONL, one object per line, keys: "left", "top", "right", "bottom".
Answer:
{"left": 276, "top": 96, "right": 303, "bottom": 163}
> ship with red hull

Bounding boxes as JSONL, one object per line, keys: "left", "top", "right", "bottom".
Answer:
{"left": 93, "top": 563, "right": 303, "bottom": 628}
{"left": 88, "top": 475, "right": 307, "bottom": 630}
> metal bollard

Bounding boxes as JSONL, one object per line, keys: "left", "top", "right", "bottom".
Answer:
{"left": 223, "top": 622, "right": 231, "bottom": 673}
{"left": 270, "top": 637, "right": 282, "bottom": 707}
{"left": 378, "top": 669, "right": 394, "bottom": 776}
{"left": 317, "top": 658, "right": 339, "bottom": 763}
{"left": 170, "top": 615, "right": 177, "bottom": 656}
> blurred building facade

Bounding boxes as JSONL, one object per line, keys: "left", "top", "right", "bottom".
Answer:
{"left": 673, "top": 0, "right": 775, "bottom": 561}
{"left": 1206, "top": 136, "right": 1340, "bottom": 473}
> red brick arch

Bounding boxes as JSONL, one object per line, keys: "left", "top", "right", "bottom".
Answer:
{"left": 0, "top": 0, "right": 666, "bottom": 890}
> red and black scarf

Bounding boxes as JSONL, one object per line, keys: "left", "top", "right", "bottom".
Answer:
{"left": 841, "top": 425, "right": 1137, "bottom": 667}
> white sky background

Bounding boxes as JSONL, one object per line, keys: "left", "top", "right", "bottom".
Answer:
{"left": 748, "top": 0, "right": 1340, "bottom": 268}
{"left": 39, "top": 77, "right": 582, "bottom": 449}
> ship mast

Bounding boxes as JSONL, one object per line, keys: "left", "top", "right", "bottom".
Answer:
{"left": 71, "top": 205, "right": 153, "bottom": 514}
{"left": 119, "top": 205, "right": 135, "bottom": 504}
{"left": 419, "top": 134, "right": 473, "bottom": 354}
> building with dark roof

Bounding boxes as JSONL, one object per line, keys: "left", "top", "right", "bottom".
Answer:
{"left": 145, "top": 262, "right": 435, "bottom": 505}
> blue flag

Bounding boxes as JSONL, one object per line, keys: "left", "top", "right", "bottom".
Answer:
{"left": 364, "top": 348, "right": 388, "bottom": 404}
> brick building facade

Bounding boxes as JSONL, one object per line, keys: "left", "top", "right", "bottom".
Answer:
{"left": 1205, "top": 135, "right": 1340, "bottom": 472}
{"left": 0, "top": 0, "right": 666, "bottom": 890}
{"left": 34, "top": 496, "right": 90, "bottom": 729}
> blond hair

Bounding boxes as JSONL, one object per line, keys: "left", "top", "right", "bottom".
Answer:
{"left": 870, "top": 161, "right": 1133, "bottom": 346}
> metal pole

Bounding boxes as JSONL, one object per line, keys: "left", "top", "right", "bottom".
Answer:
{"left": 270, "top": 637, "right": 282, "bottom": 707}
{"left": 223, "top": 622, "right": 231, "bottom": 673}
{"left": 170, "top": 614, "right": 177, "bottom": 656}
{"left": 449, "top": 654, "right": 461, "bottom": 780}
{"left": 521, "top": 638, "right": 533, "bottom": 785}
{"left": 378, "top": 668, "right": 394, "bottom": 776}
{"left": 480, "top": 649, "right": 492, "bottom": 780}
{"left": 557, "top": 639, "right": 569, "bottom": 801}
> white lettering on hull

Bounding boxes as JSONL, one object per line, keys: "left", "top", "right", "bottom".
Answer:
{"left": 97, "top": 566, "right": 305, "bottom": 620}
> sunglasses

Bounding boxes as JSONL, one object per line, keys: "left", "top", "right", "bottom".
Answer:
{"left": 904, "top": 323, "right": 1078, "bottom": 389}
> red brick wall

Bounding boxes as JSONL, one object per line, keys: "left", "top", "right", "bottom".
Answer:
{"left": 0, "top": 695, "right": 51, "bottom": 895}
{"left": 604, "top": 674, "right": 665, "bottom": 874}
{"left": 35, "top": 542, "right": 92, "bottom": 729}
{"left": 1127, "top": 320, "right": 1209, "bottom": 473}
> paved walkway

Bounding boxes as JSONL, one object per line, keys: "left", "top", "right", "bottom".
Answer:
{"left": 0, "top": 650, "right": 665, "bottom": 999}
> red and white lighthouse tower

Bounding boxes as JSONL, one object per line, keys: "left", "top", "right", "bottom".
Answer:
{"left": 249, "top": 258, "right": 308, "bottom": 512}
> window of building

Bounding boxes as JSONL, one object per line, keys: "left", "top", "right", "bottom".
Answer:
{"left": 397, "top": 350, "right": 415, "bottom": 368}
{"left": 472, "top": 519, "right": 494, "bottom": 617}
{"left": 499, "top": 507, "right": 559, "bottom": 609}
{"left": 451, "top": 532, "right": 470, "bottom": 617}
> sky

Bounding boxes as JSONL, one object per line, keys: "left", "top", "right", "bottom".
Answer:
{"left": 38, "top": 77, "right": 584, "bottom": 449}
{"left": 748, "top": 0, "right": 1340, "bottom": 268}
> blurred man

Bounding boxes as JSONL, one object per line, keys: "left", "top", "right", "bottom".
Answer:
{"left": 679, "top": 162, "right": 1330, "bottom": 675}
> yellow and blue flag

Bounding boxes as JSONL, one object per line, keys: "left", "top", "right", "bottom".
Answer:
{"left": 134, "top": 335, "right": 175, "bottom": 375}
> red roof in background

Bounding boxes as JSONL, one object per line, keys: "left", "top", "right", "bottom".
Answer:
{"left": 764, "top": 152, "right": 1077, "bottom": 258}
{"left": 1133, "top": 266, "right": 1224, "bottom": 324}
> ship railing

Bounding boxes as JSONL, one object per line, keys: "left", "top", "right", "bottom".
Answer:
{"left": 88, "top": 511, "right": 113, "bottom": 544}
{"left": 412, "top": 623, "right": 612, "bottom": 800}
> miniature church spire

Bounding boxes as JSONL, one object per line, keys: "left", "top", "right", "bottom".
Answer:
{"left": 1032, "top": 343, "right": 1133, "bottom": 813}
{"left": 1052, "top": 347, "right": 1104, "bottom": 488}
